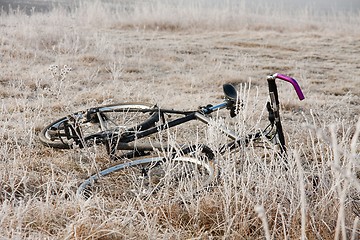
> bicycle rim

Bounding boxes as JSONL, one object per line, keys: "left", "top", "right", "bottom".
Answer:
{"left": 39, "top": 102, "right": 157, "bottom": 149}
{"left": 77, "top": 152, "right": 217, "bottom": 201}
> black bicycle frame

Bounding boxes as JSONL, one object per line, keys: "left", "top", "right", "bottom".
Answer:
{"left": 75, "top": 73, "right": 305, "bottom": 165}
{"left": 107, "top": 107, "right": 264, "bottom": 159}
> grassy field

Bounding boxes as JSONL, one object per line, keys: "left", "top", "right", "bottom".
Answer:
{"left": 0, "top": 0, "right": 359, "bottom": 239}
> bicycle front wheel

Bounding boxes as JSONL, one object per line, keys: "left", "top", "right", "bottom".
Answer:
{"left": 39, "top": 102, "right": 158, "bottom": 149}
{"left": 77, "top": 145, "right": 217, "bottom": 200}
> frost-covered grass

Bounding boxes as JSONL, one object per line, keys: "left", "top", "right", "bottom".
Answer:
{"left": 0, "top": 1, "right": 359, "bottom": 238}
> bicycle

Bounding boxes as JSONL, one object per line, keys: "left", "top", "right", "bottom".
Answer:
{"left": 39, "top": 73, "right": 305, "bottom": 199}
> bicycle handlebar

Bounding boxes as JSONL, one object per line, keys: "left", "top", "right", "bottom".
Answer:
{"left": 269, "top": 73, "right": 305, "bottom": 101}
{"left": 202, "top": 73, "right": 304, "bottom": 116}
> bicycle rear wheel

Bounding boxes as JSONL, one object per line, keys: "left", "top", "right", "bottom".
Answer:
{"left": 77, "top": 145, "right": 217, "bottom": 200}
{"left": 39, "top": 102, "right": 158, "bottom": 149}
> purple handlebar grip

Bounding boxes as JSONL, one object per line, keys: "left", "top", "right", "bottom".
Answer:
{"left": 274, "top": 73, "right": 305, "bottom": 100}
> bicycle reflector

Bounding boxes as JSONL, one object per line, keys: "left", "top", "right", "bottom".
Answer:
{"left": 223, "top": 83, "right": 238, "bottom": 118}
{"left": 223, "top": 83, "right": 238, "bottom": 101}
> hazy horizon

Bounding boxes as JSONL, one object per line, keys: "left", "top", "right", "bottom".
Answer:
{"left": 1, "top": 0, "right": 360, "bottom": 15}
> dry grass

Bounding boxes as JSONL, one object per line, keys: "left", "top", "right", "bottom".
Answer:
{"left": 0, "top": 0, "right": 359, "bottom": 239}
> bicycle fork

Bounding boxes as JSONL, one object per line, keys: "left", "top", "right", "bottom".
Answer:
{"left": 267, "top": 77, "right": 290, "bottom": 169}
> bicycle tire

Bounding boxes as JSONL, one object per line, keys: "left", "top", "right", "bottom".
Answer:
{"left": 39, "top": 102, "right": 158, "bottom": 149}
{"left": 77, "top": 145, "right": 217, "bottom": 200}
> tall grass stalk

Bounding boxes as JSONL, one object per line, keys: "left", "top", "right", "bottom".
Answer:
{"left": 255, "top": 205, "right": 271, "bottom": 240}
{"left": 295, "top": 151, "right": 307, "bottom": 240}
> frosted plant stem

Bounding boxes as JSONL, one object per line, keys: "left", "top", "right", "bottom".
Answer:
{"left": 295, "top": 151, "right": 307, "bottom": 240}
{"left": 350, "top": 217, "right": 359, "bottom": 240}
{"left": 255, "top": 205, "right": 271, "bottom": 240}
{"left": 330, "top": 125, "right": 347, "bottom": 240}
